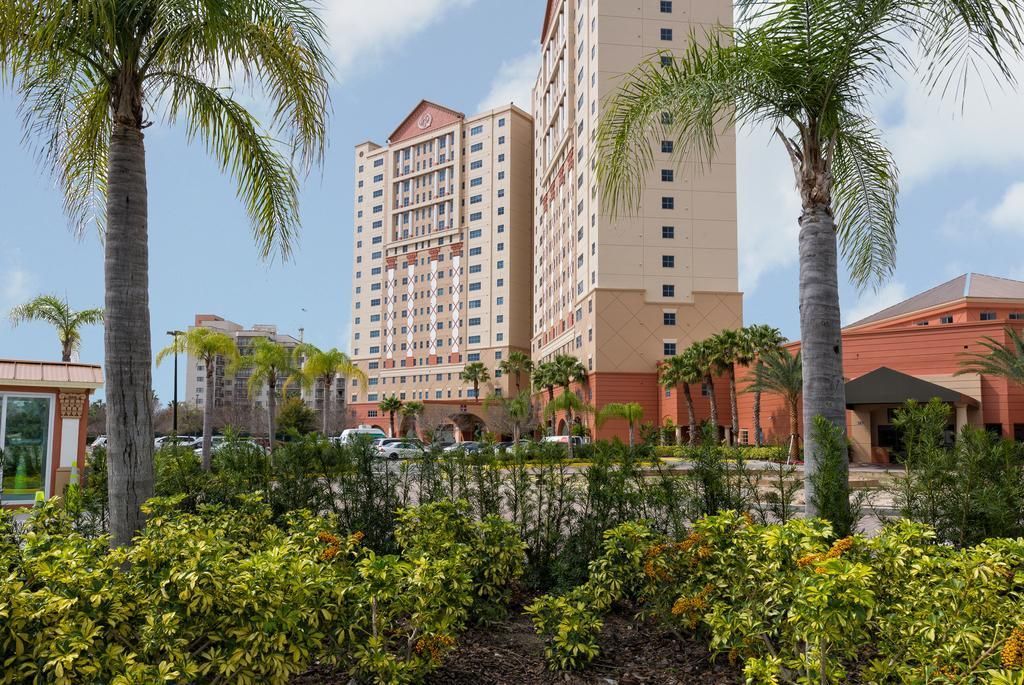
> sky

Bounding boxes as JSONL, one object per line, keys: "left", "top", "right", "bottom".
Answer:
{"left": 2, "top": 0, "right": 1024, "bottom": 405}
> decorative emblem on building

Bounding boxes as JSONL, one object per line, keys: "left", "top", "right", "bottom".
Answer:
{"left": 59, "top": 392, "right": 87, "bottom": 419}
{"left": 417, "top": 112, "right": 432, "bottom": 129}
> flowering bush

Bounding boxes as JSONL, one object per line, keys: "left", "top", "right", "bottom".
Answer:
{"left": 0, "top": 497, "right": 524, "bottom": 685}
{"left": 532, "top": 512, "right": 1024, "bottom": 682}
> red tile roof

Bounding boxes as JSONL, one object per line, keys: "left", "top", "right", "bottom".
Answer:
{"left": 0, "top": 359, "right": 104, "bottom": 389}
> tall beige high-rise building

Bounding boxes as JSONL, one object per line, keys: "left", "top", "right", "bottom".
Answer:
{"left": 346, "top": 101, "right": 534, "bottom": 438}
{"left": 532, "top": 0, "right": 742, "bottom": 433}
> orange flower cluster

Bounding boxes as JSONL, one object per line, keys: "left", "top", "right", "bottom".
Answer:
{"left": 414, "top": 634, "right": 457, "bottom": 661}
{"left": 671, "top": 584, "right": 714, "bottom": 627}
{"left": 318, "top": 531, "right": 342, "bottom": 562}
{"left": 742, "top": 512, "right": 755, "bottom": 526}
{"left": 797, "top": 537, "right": 854, "bottom": 569}
{"left": 678, "top": 532, "right": 705, "bottom": 553}
{"left": 1002, "top": 626, "right": 1024, "bottom": 668}
{"left": 350, "top": 531, "right": 365, "bottom": 543}
{"left": 644, "top": 543, "right": 672, "bottom": 580}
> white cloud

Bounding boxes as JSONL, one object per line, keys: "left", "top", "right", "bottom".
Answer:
{"left": 882, "top": 54, "right": 1024, "bottom": 188}
{"left": 736, "top": 125, "right": 802, "bottom": 293}
{"left": 477, "top": 48, "right": 540, "bottom": 112}
{"left": 843, "top": 281, "right": 909, "bottom": 326}
{"left": 323, "top": 0, "right": 477, "bottom": 80}
{"left": 990, "top": 181, "right": 1024, "bottom": 233}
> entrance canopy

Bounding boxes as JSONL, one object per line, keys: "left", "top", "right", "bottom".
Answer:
{"left": 844, "top": 367, "right": 978, "bottom": 408}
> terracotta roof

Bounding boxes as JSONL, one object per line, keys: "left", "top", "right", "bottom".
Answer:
{"left": 845, "top": 367, "right": 978, "bottom": 407}
{"left": 845, "top": 273, "right": 1024, "bottom": 328}
{"left": 387, "top": 100, "right": 465, "bottom": 144}
{"left": 0, "top": 359, "right": 104, "bottom": 389}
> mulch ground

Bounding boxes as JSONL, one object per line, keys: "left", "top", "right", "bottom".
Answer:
{"left": 293, "top": 603, "right": 742, "bottom": 685}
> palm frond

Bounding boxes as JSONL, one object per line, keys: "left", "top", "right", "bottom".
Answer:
{"left": 155, "top": 71, "right": 300, "bottom": 260}
{"left": 830, "top": 113, "right": 899, "bottom": 289}
{"left": 956, "top": 328, "right": 1024, "bottom": 385}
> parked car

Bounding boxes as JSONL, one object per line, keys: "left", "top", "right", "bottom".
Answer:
{"left": 155, "top": 435, "right": 200, "bottom": 450}
{"left": 337, "top": 426, "right": 387, "bottom": 444}
{"left": 443, "top": 441, "right": 482, "bottom": 454}
{"left": 378, "top": 439, "right": 426, "bottom": 460}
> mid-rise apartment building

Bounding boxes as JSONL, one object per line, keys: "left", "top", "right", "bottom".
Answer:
{"left": 345, "top": 101, "right": 534, "bottom": 433}
{"left": 532, "top": 0, "right": 742, "bottom": 431}
{"left": 185, "top": 314, "right": 304, "bottom": 410}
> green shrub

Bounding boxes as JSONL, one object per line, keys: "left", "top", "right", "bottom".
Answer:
{"left": 891, "top": 399, "right": 1024, "bottom": 546}
{"left": 807, "top": 415, "right": 863, "bottom": 537}
{"left": 533, "top": 512, "right": 1024, "bottom": 682}
{"left": 0, "top": 496, "right": 523, "bottom": 685}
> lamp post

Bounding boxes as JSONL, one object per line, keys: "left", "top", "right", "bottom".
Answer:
{"left": 166, "top": 330, "right": 184, "bottom": 434}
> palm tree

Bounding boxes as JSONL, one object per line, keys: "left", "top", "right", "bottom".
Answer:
{"left": 291, "top": 344, "right": 367, "bottom": 435}
{"left": 688, "top": 340, "right": 720, "bottom": 441}
{"left": 956, "top": 327, "right": 1024, "bottom": 386}
{"left": 1, "top": 1, "right": 330, "bottom": 546}
{"left": 596, "top": 0, "right": 1022, "bottom": 515}
{"left": 747, "top": 347, "right": 803, "bottom": 462}
{"left": 659, "top": 350, "right": 702, "bottom": 445}
{"left": 400, "top": 401, "right": 425, "bottom": 438}
{"left": 551, "top": 354, "right": 588, "bottom": 396}
{"left": 596, "top": 402, "right": 645, "bottom": 448}
{"left": 484, "top": 392, "right": 533, "bottom": 444}
{"left": 743, "top": 325, "right": 787, "bottom": 447}
{"left": 156, "top": 328, "right": 237, "bottom": 470}
{"left": 543, "top": 391, "right": 594, "bottom": 460}
{"left": 498, "top": 351, "right": 534, "bottom": 394}
{"left": 233, "top": 338, "right": 297, "bottom": 454}
{"left": 459, "top": 362, "right": 490, "bottom": 400}
{"left": 532, "top": 361, "right": 558, "bottom": 435}
{"left": 378, "top": 395, "right": 403, "bottom": 438}
{"left": 710, "top": 329, "right": 744, "bottom": 445}
{"left": 8, "top": 294, "right": 103, "bottom": 362}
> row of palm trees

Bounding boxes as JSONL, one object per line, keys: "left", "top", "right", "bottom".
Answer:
{"left": 155, "top": 329, "right": 366, "bottom": 470}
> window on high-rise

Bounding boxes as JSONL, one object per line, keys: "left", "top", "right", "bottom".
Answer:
{"left": 662, "top": 284, "right": 675, "bottom": 297}
{"left": 660, "top": 28, "right": 673, "bottom": 41}
{"left": 470, "top": 142, "right": 483, "bottom": 152}
{"left": 662, "top": 255, "right": 675, "bottom": 268}
{"left": 664, "top": 312, "right": 677, "bottom": 326}
{"left": 662, "top": 169, "right": 674, "bottom": 182}
{"left": 664, "top": 342, "right": 677, "bottom": 356}
{"left": 661, "top": 140, "right": 674, "bottom": 153}
{"left": 981, "top": 312, "right": 998, "bottom": 321}
{"left": 660, "top": 0, "right": 672, "bottom": 12}
{"left": 662, "top": 197, "right": 675, "bottom": 209}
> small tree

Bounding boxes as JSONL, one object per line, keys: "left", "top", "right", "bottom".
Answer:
{"left": 400, "top": 401, "right": 425, "bottom": 438}
{"left": 459, "top": 362, "right": 490, "bottom": 399}
{"left": 747, "top": 347, "right": 803, "bottom": 461}
{"left": 378, "top": 395, "right": 403, "bottom": 438}
{"left": 291, "top": 344, "right": 368, "bottom": 435}
{"left": 689, "top": 340, "right": 720, "bottom": 440}
{"left": 596, "top": 402, "right": 645, "bottom": 448}
{"left": 156, "top": 329, "right": 238, "bottom": 470}
{"left": 710, "top": 329, "right": 745, "bottom": 445}
{"left": 9, "top": 294, "right": 103, "bottom": 362}
{"left": 233, "top": 338, "right": 297, "bottom": 454}
{"left": 743, "top": 325, "right": 787, "bottom": 447}
{"left": 659, "top": 351, "right": 702, "bottom": 445}
{"left": 498, "top": 351, "right": 534, "bottom": 394}
{"left": 532, "top": 362, "right": 558, "bottom": 435}
{"left": 543, "top": 391, "right": 594, "bottom": 460}
{"left": 276, "top": 397, "right": 317, "bottom": 436}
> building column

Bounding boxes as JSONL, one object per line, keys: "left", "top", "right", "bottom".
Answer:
{"left": 54, "top": 391, "right": 87, "bottom": 497}
{"left": 955, "top": 403, "right": 969, "bottom": 433}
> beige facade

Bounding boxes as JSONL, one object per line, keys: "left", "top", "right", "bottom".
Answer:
{"left": 185, "top": 314, "right": 304, "bottom": 410}
{"left": 347, "top": 101, "right": 534, "bottom": 409}
{"left": 531, "top": 0, "right": 742, "bottom": 376}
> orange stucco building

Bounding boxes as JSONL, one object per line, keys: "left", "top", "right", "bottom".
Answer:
{"left": 717, "top": 273, "right": 1024, "bottom": 463}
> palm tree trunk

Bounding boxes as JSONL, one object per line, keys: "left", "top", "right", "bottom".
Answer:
{"left": 788, "top": 397, "right": 800, "bottom": 463}
{"left": 267, "top": 377, "right": 277, "bottom": 452}
{"left": 753, "top": 362, "right": 764, "bottom": 447}
{"left": 705, "top": 375, "right": 719, "bottom": 442}
{"left": 322, "top": 376, "right": 332, "bottom": 435}
{"left": 201, "top": 362, "right": 215, "bottom": 471}
{"left": 683, "top": 383, "right": 697, "bottom": 446}
{"left": 798, "top": 204, "right": 848, "bottom": 517}
{"left": 389, "top": 412, "right": 396, "bottom": 437}
{"left": 628, "top": 422, "right": 635, "bottom": 449}
{"left": 62, "top": 339, "right": 73, "bottom": 363}
{"left": 547, "top": 386, "right": 555, "bottom": 434}
{"left": 104, "top": 122, "right": 155, "bottom": 547}
{"left": 728, "top": 366, "right": 739, "bottom": 446}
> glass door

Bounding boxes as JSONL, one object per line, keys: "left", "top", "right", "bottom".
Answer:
{"left": 0, "top": 394, "right": 54, "bottom": 503}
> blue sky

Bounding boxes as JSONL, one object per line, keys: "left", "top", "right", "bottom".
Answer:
{"left": 2, "top": 0, "right": 1024, "bottom": 405}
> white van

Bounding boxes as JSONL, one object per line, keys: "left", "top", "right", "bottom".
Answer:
{"left": 542, "top": 435, "right": 590, "bottom": 447}
{"left": 337, "top": 426, "right": 387, "bottom": 444}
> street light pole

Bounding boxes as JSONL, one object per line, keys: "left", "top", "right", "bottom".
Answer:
{"left": 166, "top": 330, "right": 184, "bottom": 434}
